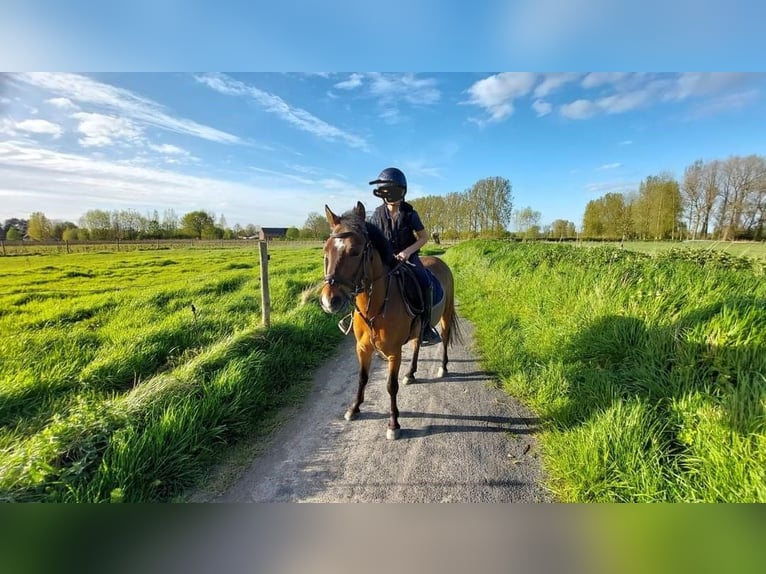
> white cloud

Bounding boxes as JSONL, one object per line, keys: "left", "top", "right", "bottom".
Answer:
{"left": 15, "top": 118, "right": 63, "bottom": 138}
{"left": 72, "top": 112, "right": 142, "bottom": 147}
{"left": 148, "top": 143, "right": 189, "bottom": 156}
{"left": 560, "top": 99, "right": 599, "bottom": 119}
{"left": 597, "top": 89, "right": 652, "bottom": 114}
{"left": 667, "top": 72, "right": 751, "bottom": 101}
{"left": 466, "top": 72, "right": 537, "bottom": 121}
{"left": 534, "top": 73, "right": 580, "bottom": 97}
{"left": 598, "top": 162, "right": 622, "bottom": 170}
{"left": 688, "top": 89, "right": 761, "bottom": 117}
{"left": 620, "top": 140, "right": 633, "bottom": 145}
{"left": 0, "top": 141, "right": 354, "bottom": 227}
{"left": 334, "top": 73, "right": 364, "bottom": 90}
{"left": 561, "top": 73, "right": 761, "bottom": 119}
{"left": 196, "top": 73, "right": 369, "bottom": 150}
{"left": 46, "top": 97, "right": 78, "bottom": 110}
{"left": 581, "top": 72, "right": 628, "bottom": 89}
{"left": 366, "top": 73, "right": 441, "bottom": 106}
{"left": 532, "top": 99, "right": 552, "bottom": 117}
{"left": 10, "top": 73, "right": 241, "bottom": 144}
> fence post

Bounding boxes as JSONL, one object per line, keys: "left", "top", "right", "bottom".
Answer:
{"left": 259, "top": 241, "right": 271, "bottom": 328}
{"left": 1, "top": 240, "right": 4, "bottom": 257}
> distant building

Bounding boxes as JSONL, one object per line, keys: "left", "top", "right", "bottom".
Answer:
{"left": 259, "top": 227, "right": 288, "bottom": 241}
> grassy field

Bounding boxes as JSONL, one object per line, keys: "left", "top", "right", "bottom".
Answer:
{"left": 3, "top": 238, "right": 764, "bottom": 502}
{"left": 443, "top": 241, "right": 766, "bottom": 501}
{"left": 0, "top": 244, "right": 341, "bottom": 502}
{"left": 580, "top": 239, "right": 766, "bottom": 260}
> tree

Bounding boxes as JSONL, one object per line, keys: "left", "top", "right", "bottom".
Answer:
{"left": 715, "top": 155, "right": 766, "bottom": 240}
{"left": 180, "top": 211, "right": 215, "bottom": 239}
{"left": 303, "top": 212, "right": 331, "bottom": 239}
{"left": 514, "top": 207, "right": 541, "bottom": 235}
{"left": 468, "top": 176, "right": 513, "bottom": 235}
{"left": 3, "top": 218, "right": 28, "bottom": 240}
{"left": 27, "top": 212, "right": 53, "bottom": 241}
{"left": 582, "top": 200, "right": 605, "bottom": 237}
{"left": 162, "top": 209, "right": 179, "bottom": 238}
{"left": 550, "top": 219, "right": 576, "bottom": 239}
{"left": 62, "top": 227, "right": 79, "bottom": 241}
{"left": 632, "top": 173, "right": 681, "bottom": 239}
{"left": 682, "top": 160, "right": 705, "bottom": 239}
{"left": 52, "top": 221, "right": 78, "bottom": 241}
{"left": 79, "top": 210, "right": 112, "bottom": 240}
{"left": 286, "top": 227, "right": 300, "bottom": 240}
{"left": 6, "top": 227, "right": 21, "bottom": 240}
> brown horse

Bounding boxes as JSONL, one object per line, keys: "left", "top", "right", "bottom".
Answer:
{"left": 320, "top": 202, "right": 462, "bottom": 439}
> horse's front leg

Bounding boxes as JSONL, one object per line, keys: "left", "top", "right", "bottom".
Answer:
{"left": 386, "top": 352, "right": 402, "bottom": 440}
{"left": 345, "top": 341, "right": 373, "bottom": 421}
{"left": 403, "top": 337, "right": 421, "bottom": 385}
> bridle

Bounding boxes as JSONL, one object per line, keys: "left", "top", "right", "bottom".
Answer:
{"left": 323, "top": 230, "right": 371, "bottom": 297}
{"left": 323, "top": 227, "right": 402, "bottom": 335}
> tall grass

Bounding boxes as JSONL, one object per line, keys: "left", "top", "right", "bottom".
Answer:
{"left": 444, "top": 241, "right": 766, "bottom": 502}
{"left": 0, "top": 245, "right": 341, "bottom": 501}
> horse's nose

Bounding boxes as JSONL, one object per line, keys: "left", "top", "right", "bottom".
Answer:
{"left": 330, "top": 294, "right": 344, "bottom": 310}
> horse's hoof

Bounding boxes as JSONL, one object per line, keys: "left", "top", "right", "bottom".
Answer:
{"left": 386, "top": 428, "right": 400, "bottom": 440}
{"left": 402, "top": 375, "right": 415, "bottom": 385}
{"left": 437, "top": 367, "right": 447, "bottom": 378}
{"left": 344, "top": 410, "right": 358, "bottom": 421}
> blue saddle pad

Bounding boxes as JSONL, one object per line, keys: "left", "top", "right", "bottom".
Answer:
{"left": 426, "top": 269, "right": 443, "bottom": 305}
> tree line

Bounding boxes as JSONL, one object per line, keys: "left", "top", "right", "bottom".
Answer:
{"left": 1, "top": 208, "right": 344, "bottom": 242}
{"left": 583, "top": 155, "right": 766, "bottom": 241}
{"left": 5, "top": 155, "right": 764, "bottom": 243}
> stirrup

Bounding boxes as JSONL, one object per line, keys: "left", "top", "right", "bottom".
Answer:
{"left": 421, "top": 327, "right": 441, "bottom": 346}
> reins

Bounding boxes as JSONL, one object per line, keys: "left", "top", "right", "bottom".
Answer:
{"left": 324, "top": 228, "right": 404, "bottom": 336}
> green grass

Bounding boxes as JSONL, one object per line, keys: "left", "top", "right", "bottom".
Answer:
{"left": 0, "top": 245, "right": 341, "bottom": 502}
{"left": 582, "top": 239, "right": 766, "bottom": 260}
{"left": 444, "top": 241, "right": 766, "bottom": 502}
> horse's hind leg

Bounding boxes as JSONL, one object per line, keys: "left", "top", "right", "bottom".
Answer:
{"left": 402, "top": 338, "right": 421, "bottom": 385}
{"left": 386, "top": 353, "right": 402, "bottom": 440}
{"left": 437, "top": 316, "right": 449, "bottom": 378}
{"left": 345, "top": 342, "right": 373, "bottom": 421}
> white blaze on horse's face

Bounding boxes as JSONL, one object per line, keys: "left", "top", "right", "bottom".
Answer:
{"left": 321, "top": 235, "right": 351, "bottom": 313}
{"left": 333, "top": 237, "right": 346, "bottom": 254}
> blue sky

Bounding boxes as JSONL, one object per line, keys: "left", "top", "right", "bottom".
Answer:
{"left": 2, "top": 72, "right": 765, "bottom": 230}
{"left": 0, "top": 72, "right": 766, "bottom": 232}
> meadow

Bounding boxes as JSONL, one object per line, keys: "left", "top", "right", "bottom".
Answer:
{"left": 2, "top": 238, "right": 765, "bottom": 502}
{"left": 443, "top": 242, "right": 766, "bottom": 501}
{"left": 583, "top": 239, "right": 766, "bottom": 260}
{"left": 0, "top": 244, "right": 341, "bottom": 502}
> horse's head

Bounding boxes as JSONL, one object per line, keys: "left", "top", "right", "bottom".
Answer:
{"left": 321, "top": 202, "right": 371, "bottom": 314}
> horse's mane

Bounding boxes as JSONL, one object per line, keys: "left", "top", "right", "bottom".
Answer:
{"left": 338, "top": 208, "right": 395, "bottom": 268}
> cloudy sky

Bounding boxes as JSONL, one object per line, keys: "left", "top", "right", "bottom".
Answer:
{"left": 2, "top": 71, "right": 764, "bottom": 229}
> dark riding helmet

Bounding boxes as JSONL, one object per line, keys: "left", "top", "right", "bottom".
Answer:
{"left": 370, "top": 167, "right": 407, "bottom": 203}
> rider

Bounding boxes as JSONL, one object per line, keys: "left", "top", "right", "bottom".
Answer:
{"left": 368, "top": 167, "right": 442, "bottom": 346}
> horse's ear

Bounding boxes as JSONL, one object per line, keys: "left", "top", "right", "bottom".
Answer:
{"left": 325, "top": 205, "right": 340, "bottom": 227}
{"left": 354, "top": 201, "right": 366, "bottom": 219}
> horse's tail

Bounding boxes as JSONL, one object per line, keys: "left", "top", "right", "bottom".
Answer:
{"left": 442, "top": 268, "right": 464, "bottom": 348}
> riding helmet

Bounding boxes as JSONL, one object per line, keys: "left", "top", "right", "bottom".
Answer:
{"left": 370, "top": 167, "right": 407, "bottom": 202}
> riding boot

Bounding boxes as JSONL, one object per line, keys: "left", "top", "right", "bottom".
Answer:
{"left": 421, "top": 284, "right": 442, "bottom": 346}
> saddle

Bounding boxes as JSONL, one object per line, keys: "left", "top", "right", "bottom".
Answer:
{"left": 394, "top": 264, "right": 444, "bottom": 321}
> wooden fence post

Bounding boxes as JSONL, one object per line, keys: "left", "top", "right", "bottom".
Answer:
{"left": 259, "top": 241, "right": 271, "bottom": 328}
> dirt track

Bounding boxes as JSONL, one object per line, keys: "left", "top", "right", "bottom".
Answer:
{"left": 209, "top": 317, "right": 550, "bottom": 502}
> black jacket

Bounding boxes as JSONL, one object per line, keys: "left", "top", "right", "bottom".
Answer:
{"left": 370, "top": 202, "right": 421, "bottom": 256}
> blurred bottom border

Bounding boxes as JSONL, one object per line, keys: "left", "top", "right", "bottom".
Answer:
{"left": 0, "top": 503, "right": 763, "bottom": 574}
